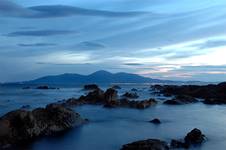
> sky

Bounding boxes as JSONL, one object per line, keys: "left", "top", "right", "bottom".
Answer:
{"left": 0, "top": 0, "right": 226, "bottom": 82}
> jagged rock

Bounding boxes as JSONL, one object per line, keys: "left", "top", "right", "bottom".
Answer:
{"left": 104, "top": 88, "right": 118, "bottom": 102}
{"left": 184, "top": 128, "right": 205, "bottom": 145}
{"left": 20, "top": 105, "right": 31, "bottom": 109}
{"left": 0, "top": 104, "right": 85, "bottom": 148}
{"left": 163, "top": 95, "right": 198, "bottom": 105}
{"left": 170, "top": 128, "right": 205, "bottom": 149}
{"left": 111, "top": 85, "right": 121, "bottom": 89}
{"left": 83, "top": 84, "right": 99, "bottom": 90}
{"left": 121, "top": 139, "right": 169, "bottom": 150}
{"left": 149, "top": 118, "right": 161, "bottom": 124}
{"left": 120, "top": 98, "right": 157, "bottom": 109}
{"left": 131, "top": 88, "right": 138, "bottom": 92}
{"left": 122, "top": 92, "right": 139, "bottom": 99}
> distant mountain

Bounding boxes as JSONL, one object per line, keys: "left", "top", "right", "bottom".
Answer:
{"left": 18, "top": 70, "right": 177, "bottom": 85}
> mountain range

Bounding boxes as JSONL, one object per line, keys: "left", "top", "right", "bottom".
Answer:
{"left": 18, "top": 70, "right": 177, "bottom": 85}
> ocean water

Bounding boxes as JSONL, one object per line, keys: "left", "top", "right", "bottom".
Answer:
{"left": 1, "top": 84, "right": 226, "bottom": 150}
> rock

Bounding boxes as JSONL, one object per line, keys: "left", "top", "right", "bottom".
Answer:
{"left": 184, "top": 128, "right": 205, "bottom": 145}
{"left": 170, "top": 139, "right": 188, "bottom": 149}
{"left": 120, "top": 98, "right": 157, "bottom": 109}
{"left": 170, "top": 128, "right": 205, "bottom": 149}
{"left": 20, "top": 105, "right": 31, "bottom": 109}
{"left": 79, "top": 88, "right": 105, "bottom": 104}
{"left": 36, "top": 86, "right": 58, "bottom": 90}
{"left": 83, "top": 84, "right": 99, "bottom": 90}
{"left": 111, "top": 85, "right": 121, "bottom": 89}
{"left": 104, "top": 88, "right": 118, "bottom": 102}
{"left": 154, "top": 82, "right": 226, "bottom": 104}
{"left": 149, "top": 118, "right": 161, "bottom": 124}
{"left": 122, "top": 92, "right": 139, "bottom": 99}
{"left": 0, "top": 104, "right": 85, "bottom": 148}
{"left": 121, "top": 139, "right": 169, "bottom": 150}
{"left": 36, "top": 85, "right": 49, "bottom": 89}
{"left": 131, "top": 88, "right": 138, "bottom": 92}
{"left": 163, "top": 95, "right": 198, "bottom": 105}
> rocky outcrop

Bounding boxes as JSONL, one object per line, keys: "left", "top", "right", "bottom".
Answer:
{"left": 122, "top": 92, "right": 139, "bottom": 99}
{"left": 163, "top": 95, "right": 198, "bottom": 105}
{"left": 149, "top": 118, "right": 161, "bottom": 124}
{"left": 0, "top": 104, "right": 86, "bottom": 149}
{"left": 170, "top": 128, "right": 205, "bottom": 149}
{"left": 121, "top": 139, "right": 169, "bottom": 150}
{"left": 36, "top": 86, "right": 59, "bottom": 90}
{"left": 153, "top": 82, "right": 226, "bottom": 104}
{"left": 59, "top": 88, "right": 157, "bottom": 109}
{"left": 83, "top": 84, "right": 99, "bottom": 90}
{"left": 111, "top": 85, "right": 121, "bottom": 89}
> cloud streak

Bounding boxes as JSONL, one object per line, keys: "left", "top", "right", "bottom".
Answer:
{"left": 5, "top": 30, "right": 76, "bottom": 37}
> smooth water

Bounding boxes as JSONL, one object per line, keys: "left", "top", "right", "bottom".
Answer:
{"left": 1, "top": 84, "right": 226, "bottom": 150}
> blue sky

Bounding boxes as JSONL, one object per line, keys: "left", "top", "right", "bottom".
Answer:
{"left": 0, "top": 0, "right": 226, "bottom": 82}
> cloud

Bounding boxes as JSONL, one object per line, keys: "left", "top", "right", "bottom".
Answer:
{"left": 123, "top": 63, "right": 144, "bottom": 66}
{"left": 191, "top": 40, "right": 226, "bottom": 49}
{"left": 18, "top": 43, "right": 57, "bottom": 47}
{"left": 5, "top": 30, "right": 76, "bottom": 37}
{"left": 0, "top": 0, "right": 148, "bottom": 18}
{"left": 28, "top": 5, "right": 149, "bottom": 18}
{"left": 75, "top": 41, "right": 105, "bottom": 50}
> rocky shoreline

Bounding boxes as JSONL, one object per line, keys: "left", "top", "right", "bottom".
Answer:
{"left": 1, "top": 82, "right": 223, "bottom": 149}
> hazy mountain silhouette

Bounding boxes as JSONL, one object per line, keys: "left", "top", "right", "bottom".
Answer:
{"left": 22, "top": 70, "right": 175, "bottom": 84}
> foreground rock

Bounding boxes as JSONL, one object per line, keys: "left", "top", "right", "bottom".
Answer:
{"left": 153, "top": 82, "right": 226, "bottom": 104}
{"left": 0, "top": 104, "right": 86, "bottom": 148}
{"left": 121, "top": 139, "right": 169, "bottom": 150}
{"left": 164, "top": 95, "right": 198, "bottom": 105}
{"left": 170, "top": 128, "right": 205, "bottom": 149}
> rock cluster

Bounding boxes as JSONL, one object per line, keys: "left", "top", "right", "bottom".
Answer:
{"left": 153, "top": 82, "right": 226, "bottom": 104}
{"left": 0, "top": 104, "right": 86, "bottom": 149}
{"left": 163, "top": 95, "right": 198, "bottom": 105}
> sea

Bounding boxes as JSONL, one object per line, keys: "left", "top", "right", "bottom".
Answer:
{"left": 1, "top": 83, "right": 226, "bottom": 150}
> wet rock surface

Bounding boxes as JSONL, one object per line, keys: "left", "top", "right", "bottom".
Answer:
{"left": 153, "top": 82, "right": 226, "bottom": 104}
{"left": 121, "top": 139, "right": 169, "bottom": 150}
{"left": 0, "top": 104, "right": 86, "bottom": 149}
{"left": 164, "top": 95, "right": 198, "bottom": 105}
{"left": 122, "top": 92, "right": 139, "bottom": 99}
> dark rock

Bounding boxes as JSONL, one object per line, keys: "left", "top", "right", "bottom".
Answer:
{"left": 184, "top": 128, "right": 205, "bottom": 145}
{"left": 0, "top": 104, "right": 85, "bottom": 148}
{"left": 79, "top": 88, "right": 105, "bottom": 104}
{"left": 111, "top": 85, "right": 121, "bottom": 89}
{"left": 20, "top": 105, "right": 31, "bottom": 109}
{"left": 104, "top": 88, "right": 118, "bottom": 102}
{"left": 122, "top": 92, "right": 139, "bottom": 99}
{"left": 121, "top": 139, "right": 169, "bottom": 150}
{"left": 149, "top": 118, "right": 161, "bottom": 124}
{"left": 131, "top": 88, "right": 138, "bottom": 92}
{"left": 170, "top": 139, "right": 188, "bottom": 149}
{"left": 36, "top": 86, "right": 58, "bottom": 90}
{"left": 163, "top": 95, "right": 198, "bottom": 105}
{"left": 154, "top": 82, "right": 226, "bottom": 104}
{"left": 120, "top": 98, "right": 157, "bottom": 109}
{"left": 83, "top": 84, "right": 99, "bottom": 90}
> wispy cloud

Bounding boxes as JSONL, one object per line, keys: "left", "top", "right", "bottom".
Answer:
{"left": 5, "top": 30, "right": 76, "bottom": 37}
{"left": 18, "top": 43, "right": 57, "bottom": 47}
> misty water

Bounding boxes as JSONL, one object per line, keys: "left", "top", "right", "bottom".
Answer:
{"left": 1, "top": 84, "right": 226, "bottom": 150}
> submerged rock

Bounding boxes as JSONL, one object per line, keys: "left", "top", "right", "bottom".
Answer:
{"left": 36, "top": 86, "right": 59, "bottom": 90}
{"left": 121, "top": 139, "right": 169, "bottom": 150}
{"left": 0, "top": 104, "right": 86, "bottom": 148}
{"left": 149, "top": 118, "right": 161, "bottom": 124}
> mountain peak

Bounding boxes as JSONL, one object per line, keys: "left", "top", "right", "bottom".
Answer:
{"left": 90, "top": 70, "right": 113, "bottom": 76}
